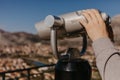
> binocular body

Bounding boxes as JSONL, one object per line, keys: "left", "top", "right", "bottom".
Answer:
{"left": 35, "top": 10, "right": 109, "bottom": 40}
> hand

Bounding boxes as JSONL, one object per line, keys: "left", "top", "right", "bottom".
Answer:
{"left": 79, "top": 9, "right": 109, "bottom": 41}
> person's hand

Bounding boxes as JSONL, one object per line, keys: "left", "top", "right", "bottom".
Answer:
{"left": 79, "top": 9, "right": 109, "bottom": 41}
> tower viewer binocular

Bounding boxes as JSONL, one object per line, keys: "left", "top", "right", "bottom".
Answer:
{"left": 35, "top": 9, "right": 112, "bottom": 80}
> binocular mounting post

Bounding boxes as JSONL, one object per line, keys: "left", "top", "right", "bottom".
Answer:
{"left": 50, "top": 26, "right": 92, "bottom": 80}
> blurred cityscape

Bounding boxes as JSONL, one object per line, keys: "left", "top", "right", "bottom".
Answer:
{"left": 0, "top": 15, "right": 120, "bottom": 80}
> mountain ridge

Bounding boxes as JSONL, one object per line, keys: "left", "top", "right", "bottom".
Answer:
{"left": 0, "top": 29, "right": 41, "bottom": 46}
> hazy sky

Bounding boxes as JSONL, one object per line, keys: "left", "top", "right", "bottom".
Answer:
{"left": 0, "top": 0, "right": 120, "bottom": 34}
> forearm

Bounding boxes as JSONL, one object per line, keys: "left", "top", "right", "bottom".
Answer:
{"left": 92, "top": 38, "right": 120, "bottom": 80}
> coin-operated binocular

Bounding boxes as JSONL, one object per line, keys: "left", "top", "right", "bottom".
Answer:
{"left": 35, "top": 9, "right": 111, "bottom": 80}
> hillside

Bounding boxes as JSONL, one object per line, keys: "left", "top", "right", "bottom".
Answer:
{"left": 0, "top": 29, "right": 41, "bottom": 46}
{"left": 111, "top": 15, "right": 120, "bottom": 44}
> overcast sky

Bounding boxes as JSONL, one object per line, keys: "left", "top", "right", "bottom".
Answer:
{"left": 0, "top": 0, "right": 120, "bottom": 34}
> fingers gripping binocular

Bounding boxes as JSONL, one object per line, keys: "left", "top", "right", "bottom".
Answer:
{"left": 35, "top": 9, "right": 111, "bottom": 80}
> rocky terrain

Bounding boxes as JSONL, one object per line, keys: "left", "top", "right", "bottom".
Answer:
{"left": 111, "top": 15, "right": 120, "bottom": 44}
{"left": 0, "top": 14, "right": 120, "bottom": 80}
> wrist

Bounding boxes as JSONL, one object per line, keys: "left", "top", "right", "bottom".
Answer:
{"left": 92, "top": 36, "right": 108, "bottom": 42}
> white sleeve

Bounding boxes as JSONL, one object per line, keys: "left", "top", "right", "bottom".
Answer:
{"left": 92, "top": 38, "right": 120, "bottom": 80}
